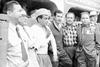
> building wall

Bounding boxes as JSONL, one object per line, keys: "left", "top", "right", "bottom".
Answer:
{"left": 50, "top": 0, "right": 64, "bottom": 12}
{"left": 64, "top": 0, "right": 100, "bottom": 13}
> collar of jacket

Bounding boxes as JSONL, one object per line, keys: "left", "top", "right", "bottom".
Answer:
{"left": 53, "top": 20, "right": 62, "bottom": 31}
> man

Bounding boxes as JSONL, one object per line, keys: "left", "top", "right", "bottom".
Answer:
{"left": 49, "top": 10, "right": 72, "bottom": 67}
{"left": 3, "top": 1, "right": 28, "bottom": 67}
{"left": 30, "top": 8, "right": 58, "bottom": 67}
{"left": 90, "top": 11, "right": 100, "bottom": 67}
{"left": 62, "top": 12, "right": 77, "bottom": 67}
{"left": 90, "top": 11, "right": 99, "bottom": 30}
{"left": 90, "top": 11, "right": 99, "bottom": 23}
{"left": 76, "top": 12, "right": 100, "bottom": 67}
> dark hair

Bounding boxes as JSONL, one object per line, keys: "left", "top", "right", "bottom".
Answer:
{"left": 65, "top": 12, "right": 75, "bottom": 18}
{"left": 54, "top": 10, "right": 62, "bottom": 16}
{"left": 36, "top": 15, "right": 43, "bottom": 22}
{"left": 3, "top": 1, "right": 19, "bottom": 13}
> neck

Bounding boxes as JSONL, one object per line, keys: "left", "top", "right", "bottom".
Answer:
{"left": 9, "top": 16, "right": 18, "bottom": 26}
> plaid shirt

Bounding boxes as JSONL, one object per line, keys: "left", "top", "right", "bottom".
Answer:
{"left": 62, "top": 25, "right": 77, "bottom": 46}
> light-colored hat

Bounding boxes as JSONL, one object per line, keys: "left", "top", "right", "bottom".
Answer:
{"left": 31, "top": 8, "right": 51, "bottom": 19}
{"left": 90, "top": 11, "right": 99, "bottom": 16}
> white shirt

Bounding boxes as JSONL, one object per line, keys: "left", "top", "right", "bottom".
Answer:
{"left": 24, "top": 24, "right": 57, "bottom": 56}
{"left": 16, "top": 25, "right": 40, "bottom": 67}
{"left": 7, "top": 23, "right": 24, "bottom": 67}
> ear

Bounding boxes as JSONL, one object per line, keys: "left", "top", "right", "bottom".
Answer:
{"left": 37, "top": 17, "right": 42, "bottom": 23}
{"left": 7, "top": 11, "right": 12, "bottom": 16}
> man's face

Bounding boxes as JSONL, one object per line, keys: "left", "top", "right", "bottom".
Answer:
{"left": 66, "top": 13, "right": 75, "bottom": 25}
{"left": 18, "top": 16, "right": 28, "bottom": 26}
{"left": 40, "top": 15, "right": 50, "bottom": 26}
{"left": 90, "top": 15, "right": 98, "bottom": 23}
{"left": 9, "top": 4, "right": 26, "bottom": 18}
{"left": 81, "top": 14, "right": 90, "bottom": 25}
{"left": 55, "top": 13, "right": 63, "bottom": 24}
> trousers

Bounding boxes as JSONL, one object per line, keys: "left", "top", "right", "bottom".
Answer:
{"left": 76, "top": 48, "right": 96, "bottom": 67}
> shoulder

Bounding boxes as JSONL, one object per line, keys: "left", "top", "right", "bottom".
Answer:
{"left": 0, "top": 14, "right": 10, "bottom": 24}
{"left": 76, "top": 24, "right": 82, "bottom": 34}
{"left": 31, "top": 23, "right": 40, "bottom": 28}
{"left": 95, "top": 23, "right": 100, "bottom": 31}
{"left": 0, "top": 14, "right": 9, "bottom": 20}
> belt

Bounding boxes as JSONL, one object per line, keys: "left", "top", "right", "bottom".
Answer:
{"left": 28, "top": 47, "right": 37, "bottom": 50}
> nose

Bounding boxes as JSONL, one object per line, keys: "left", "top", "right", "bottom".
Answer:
{"left": 21, "top": 11, "right": 27, "bottom": 15}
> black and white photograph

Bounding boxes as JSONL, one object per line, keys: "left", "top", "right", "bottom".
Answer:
{"left": 0, "top": 0, "right": 100, "bottom": 67}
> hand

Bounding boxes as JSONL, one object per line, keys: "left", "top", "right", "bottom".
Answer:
{"left": 57, "top": 51, "right": 60, "bottom": 55}
{"left": 18, "top": 60, "right": 29, "bottom": 67}
{"left": 53, "top": 55, "right": 58, "bottom": 62}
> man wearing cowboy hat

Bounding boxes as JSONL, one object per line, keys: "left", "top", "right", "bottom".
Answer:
{"left": 30, "top": 8, "right": 58, "bottom": 67}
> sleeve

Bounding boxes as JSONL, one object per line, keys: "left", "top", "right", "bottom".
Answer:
{"left": 47, "top": 26, "right": 57, "bottom": 57}
{"left": 16, "top": 25, "right": 29, "bottom": 45}
{"left": 76, "top": 25, "right": 82, "bottom": 47}
{"left": 49, "top": 29, "right": 58, "bottom": 62}
{"left": 0, "top": 20, "right": 8, "bottom": 67}
{"left": 50, "top": 32, "right": 57, "bottom": 56}
{"left": 62, "top": 27, "right": 66, "bottom": 46}
{"left": 95, "top": 23, "right": 100, "bottom": 49}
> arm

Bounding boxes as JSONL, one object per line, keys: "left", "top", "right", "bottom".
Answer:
{"left": 47, "top": 26, "right": 58, "bottom": 61}
{"left": 16, "top": 25, "right": 29, "bottom": 67}
{"left": 95, "top": 23, "right": 100, "bottom": 49}
{"left": 49, "top": 33, "right": 58, "bottom": 62}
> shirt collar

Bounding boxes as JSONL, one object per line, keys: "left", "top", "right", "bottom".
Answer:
{"left": 64, "top": 23, "right": 75, "bottom": 28}
{"left": 53, "top": 20, "right": 62, "bottom": 31}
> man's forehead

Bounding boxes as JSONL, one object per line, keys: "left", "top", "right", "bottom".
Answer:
{"left": 13, "top": 4, "right": 22, "bottom": 10}
{"left": 67, "top": 13, "right": 74, "bottom": 17}
{"left": 65, "top": 12, "right": 75, "bottom": 17}
{"left": 56, "top": 13, "right": 63, "bottom": 15}
{"left": 81, "top": 12, "right": 90, "bottom": 17}
{"left": 56, "top": 13, "right": 63, "bottom": 16}
{"left": 42, "top": 14, "right": 50, "bottom": 17}
{"left": 81, "top": 14, "right": 89, "bottom": 17}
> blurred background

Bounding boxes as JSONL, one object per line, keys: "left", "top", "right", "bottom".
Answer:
{"left": 0, "top": 0, "right": 100, "bottom": 22}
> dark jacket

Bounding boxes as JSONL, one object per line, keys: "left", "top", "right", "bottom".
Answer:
{"left": 49, "top": 21, "right": 72, "bottom": 64}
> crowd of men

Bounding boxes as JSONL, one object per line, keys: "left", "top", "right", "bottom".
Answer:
{"left": 0, "top": 0, "right": 100, "bottom": 67}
